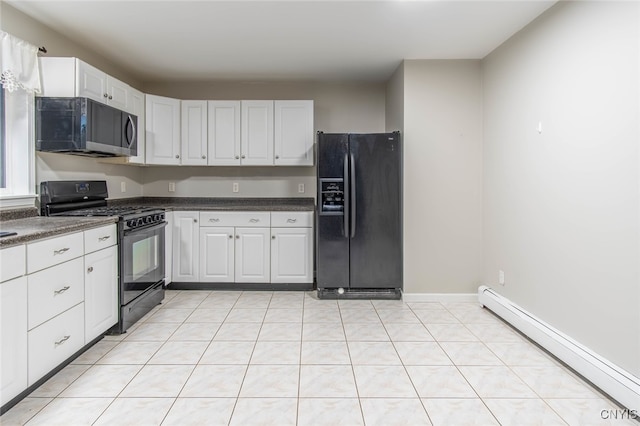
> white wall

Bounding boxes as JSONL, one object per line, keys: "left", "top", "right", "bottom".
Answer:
{"left": 482, "top": 1, "right": 640, "bottom": 376}
{"left": 402, "top": 60, "right": 484, "bottom": 294}
{"left": 142, "top": 81, "right": 385, "bottom": 198}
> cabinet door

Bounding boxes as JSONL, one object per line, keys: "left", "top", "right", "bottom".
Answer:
{"left": 200, "top": 227, "right": 235, "bottom": 282}
{"left": 181, "top": 101, "right": 208, "bottom": 165}
{"left": 146, "top": 94, "right": 181, "bottom": 165}
{"left": 208, "top": 101, "right": 241, "bottom": 165}
{"left": 75, "top": 60, "right": 107, "bottom": 104}
{"left": 271, "top": 227, "right": 313, "bottom": 283}
{"left": 172, "top": 212, "right": 200, "bottom": 282}
{"left": 274, "top": 100, "right": 314, "bottom": 166}
{"left": 127, "top": 88, "right": 146, "bottom": 164}
{"left": 235, "top": 227, "right": 270, "bottom": 283}
{"left": 241, "top": 100, "right": 274, "bottom": 165}
{"left": 106, "top": 76, "right": 129, "bottom": 111}
{"left": 84, "top": 245, "right": 118, "bottom": 342}
{"left": 0, "top": 276, "right": 27, "bottom": 406}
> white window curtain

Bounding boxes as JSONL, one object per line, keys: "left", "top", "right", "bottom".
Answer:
{"left": 1, "top": 31, "right": 41, "bottom": 94}
{"left": 0, "top": 31, "right": 38, "bottom": 203}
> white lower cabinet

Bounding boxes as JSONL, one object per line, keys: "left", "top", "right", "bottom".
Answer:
{"left": 172, "top": 211, "right": 200, "bottom": 282}
{"left": 200, "top": 226, "right": 235, "bottom": 282}
{"left": 235, "top": 227, "right": 270, "bottom": 283}
{"left": 0, "top": 276, "right": 28, "bottom": 406}
{"left": 0, "top": 224, "right": 119, "bottom": 408}
{"left": 28, "top": 303, "right": 85, "bottom": 386}
{"left": 84, "top": 245, "right": 118, "bottom": 342}
{"left": 175, "top": 210, "right": 313, "bottom": 285}
{"left": 271, "top": 227, "right": 313, "bottom": 283}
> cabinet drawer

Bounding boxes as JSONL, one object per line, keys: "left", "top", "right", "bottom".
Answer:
{"left": 27, "top": 257, "right": 84, "bottom": 330}
{"left": 84, "top": 224, "right": 117, "bottom": 254}
{"left": 27, "top": 232, "right": 84, "bottom": 274}
{"left": 1, "top": 244, "right": 26, "bottom": 282}
{"left": 271, "top": 211, "right": 313, "bottom": 227}
{"left": 28, "top": 302, "right": 84, "bottom": 386}
{"left": 200, "top": 211, "right": 270, "bottom": 227}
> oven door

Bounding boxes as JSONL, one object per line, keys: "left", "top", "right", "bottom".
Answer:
{"left": 120, "top": 221, "right": 166, "bottom": 305}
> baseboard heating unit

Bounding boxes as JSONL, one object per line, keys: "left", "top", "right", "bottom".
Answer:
{"left": 478, "top": 285, "right": 640, "bottom": 411}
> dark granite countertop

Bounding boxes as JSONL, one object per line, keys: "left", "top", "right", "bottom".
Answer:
{"left": 0, "top": 216, "right": 118, "bottom": 248}
{"left": 109, "top": 197, "right": 316, "bottom": 212}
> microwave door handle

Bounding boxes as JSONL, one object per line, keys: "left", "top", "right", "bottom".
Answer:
{"left": 125, "top": 115, "right": 136, "bottom": 148}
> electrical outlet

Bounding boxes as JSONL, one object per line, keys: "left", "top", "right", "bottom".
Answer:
{"left": 498, "top": 270, "right": 505, "bottom": 286}
{"left": 168, "top": 182, "right": 175, "bottom": 192}
{"left": 233, "top": 182, "right": 239, "bottom": 193}
{"left": 298, "top": 183, "right": 305, "bottom": 193}
{"left": 120, "top": 181, "right": 126, "bottom": 192}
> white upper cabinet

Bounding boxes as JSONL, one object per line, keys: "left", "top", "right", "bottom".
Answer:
{"left": 146, "top": 94, "right": 181, "bottom": 165}
{"left": 274, "top": 100, "right": 314, "bottom": 166}
{"left": 181, "top": 101, "right": 208, "bottom": 165}
{"left": 241, "top": 100, "right": 274, "bottom": 166}
{"left": 208, "top": 101, "right": 241, "bottom": 166}
{"left": 39, "top": 58, "right": 130, "bottom": 112}
{"left": 127, "top": 88, "right": 146, "bottom": 164}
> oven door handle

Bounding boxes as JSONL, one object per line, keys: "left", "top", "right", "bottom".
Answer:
{"left": 123, "top": 221, "right": 167, "bottom": 236}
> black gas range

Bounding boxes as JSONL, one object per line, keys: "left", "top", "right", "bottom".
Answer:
{"left": 40, "top": 180, "right": 166, "bottom": 334}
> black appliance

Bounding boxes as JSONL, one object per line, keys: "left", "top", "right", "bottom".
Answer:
{"left": 36, "top": 97, "right": 137, "bottom": 157}
{"left": 316, "top": 132, "right": 402, "bottom": 299}
{"left": 40, "top": 180, "right": 165, "bottom": 333}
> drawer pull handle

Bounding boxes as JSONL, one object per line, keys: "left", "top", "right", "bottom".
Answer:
{"left": 209, "top": 218, "right": 220, "bottom": 222}
{"left": 249, "top": 219, "right": 259, "bottom": 223}
{"left": 54, "top": 286, "right": 70, "bottom": 295}
{"left": 54, "top": 247, "right": 70, "bottom": 255}
{"left": 87, "top": 266, "right": 94, "bottom": 273}
{"left": 287, "top": 219, "right": 297, "bottom": 223}
{"left": 98, "top": 235, "right": 111, "bottom": 242}
{"left": 55, "top": 335, "right": 71, "bottom": 346}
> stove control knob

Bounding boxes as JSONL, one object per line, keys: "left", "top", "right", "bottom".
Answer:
{"left": 127, "top": 220, "right": 135, "bottom": 228}
{"left": 136, "top": 218, "right": 144, "bottom": 227}
{"left": 145, "top": 216, "right": 153, "bottom": 224}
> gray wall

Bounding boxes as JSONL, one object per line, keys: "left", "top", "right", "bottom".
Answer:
{"left": 482, "top": 1, "right": 640, "bottom": 376}
{"left": 402, "top": 60, "right": 484, "bottom": 294}
{"left": 1, "top": 2, "right": 145, "bottom": 200}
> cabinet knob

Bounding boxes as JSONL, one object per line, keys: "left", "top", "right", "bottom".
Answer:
{"left": 241, "top": 155, "right": 245, "bottom": 159}
{"left": 275, "top": 155, "right": 279, "bottom": 159}
{"left": 202, "top": 155, "right": 206, "bottom": 159}
{"left": 103, "top": 93, "right": 108, "bottom": 98}
{"left": 229, "top": 235, "right": 233, "bottom": 239}
{"left": 236, "top": 235, "right": 240, "bottom": 239}
{"left": 108, "top": 95, "right": 113, "bottom": 100}
{"left": 87, "top": 266, "right": 94, "bottom": 273}
{"left": 194, "top": 219, "right": 198, "bottom": 223}
{"left": 175, "top": 155, "right": 180, "bottom": 159}
{"left": 272, "top": 235, "right": 276, "bottom": 239}
{"left": 235, "top": 155, "right": 240, "bottom": 159}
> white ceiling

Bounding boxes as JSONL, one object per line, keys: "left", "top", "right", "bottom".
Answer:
{"left": 8, "top": 0, "right": 556, "bottom": 83}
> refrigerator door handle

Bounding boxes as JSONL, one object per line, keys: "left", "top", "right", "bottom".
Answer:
{"left": 343, "top": 152, "right": 349, "bottom": 237}
{"left": 350, "top": 153, "right": 356, "bottom": 238}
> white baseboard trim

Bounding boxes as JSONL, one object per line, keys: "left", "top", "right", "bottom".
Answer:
{"left": 478, "top": 285, "right": 640, "bottom": 411}
{"left": 403, "top": 293, "right": 477, "bottom": 303}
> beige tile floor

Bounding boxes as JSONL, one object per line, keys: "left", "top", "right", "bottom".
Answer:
{"left": 1, "top": 290, "right": 636, "bottom": 426}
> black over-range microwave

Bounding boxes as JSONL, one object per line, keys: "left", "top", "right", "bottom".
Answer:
{"left": 36, "top": 97, "right": 137, "bottom": 157}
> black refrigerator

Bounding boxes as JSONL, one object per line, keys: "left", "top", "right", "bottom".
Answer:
{"left": 316, "top": 132, "right": 402, "bottom": 299}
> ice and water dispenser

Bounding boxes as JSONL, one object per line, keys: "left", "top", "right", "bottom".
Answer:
{"left": 319, "top": 179, "right": 344, "bottom": 214}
